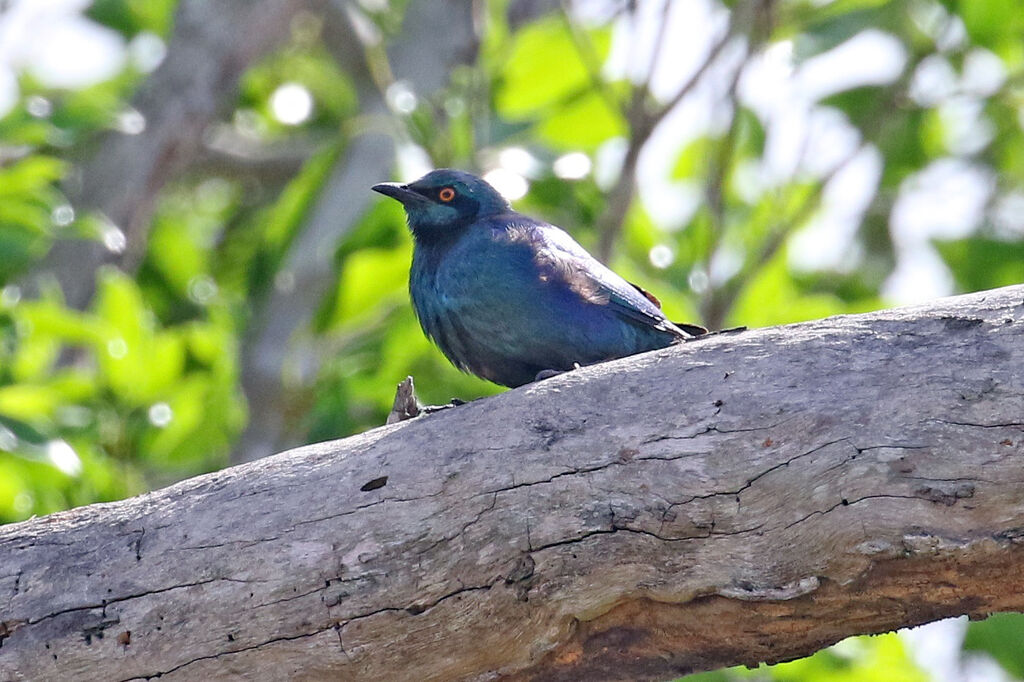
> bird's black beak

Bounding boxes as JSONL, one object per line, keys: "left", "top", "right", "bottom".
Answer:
{"left": 371, "top": 182, "right": 428, "bottom": 206}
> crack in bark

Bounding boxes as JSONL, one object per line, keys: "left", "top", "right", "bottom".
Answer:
{"left": 144, "top": 579, "right": 512, "bottom": 681}
{"left": 25, "top": 577, "right": 266, "bottom": 626}
{"left": 855, "top": 443, "right": 932, "bottom": 452}
{"left": 287, "top": 489, "right": 448, "bottom": 531}
{"left": 480, "top": 461, "right": 629, "bottom": 497}
{"left": 660, "top": 437, "right": 855, "bottom": 518}
{"left": 726, "top": 437, "right": 853, "bottom": 499}
{"left": 527, "top": 521, "right": 766, "bottom": 556}
{"left": 331, "top": 581, "right": 502, "bottom": 656}
{"left": 173, "top": 537, "right": 279, "bottom": 551}
{"left": 416, "top": 493, "right": 499, "bottom": 557}
{"left": 782, "top": 494, "right": 922, "bottom": 530}
{"left": 119, "top": 627, "right": 331, "bottom": 681}
{"left": 932, "top": 419, "right": 1024, "bottom": 429}
{"left": 639, "top": 416, "right": 799, "bottom": 446}
{"left": 903, "top": 475, "right": 995, "bottom": 484}
{"left": 492, "top": 436, "right": 873, "bottom": 550}
{"left": 253, "top": 583, "right": 329, "bottom": 610}
{"left": 480, "top": 419, "right": 809, "bottom": 502}
{"left": 132, "top": 528, "right": 145, "bottom": 562}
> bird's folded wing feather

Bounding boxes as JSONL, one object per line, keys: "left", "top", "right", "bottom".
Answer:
{"left": 527, "top": 223, "right": 691, "bottom": 336}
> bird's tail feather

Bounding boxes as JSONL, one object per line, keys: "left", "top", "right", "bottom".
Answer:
{"left": 674, "top": 322, "right": 710, "bottom": 337}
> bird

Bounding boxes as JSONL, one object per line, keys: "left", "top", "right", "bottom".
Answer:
{"left": 372, "top": 169, "right": 708, "bottom": 388}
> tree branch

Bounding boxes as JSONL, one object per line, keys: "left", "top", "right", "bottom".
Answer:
{"left": 193, "top": 127, "right": 327, "bottom": 185}
{"left": 595, "top": 22, "right": 736, "bottom": 262}
{"left": 4, "top": 285, "right": 1024, "bottom": 681}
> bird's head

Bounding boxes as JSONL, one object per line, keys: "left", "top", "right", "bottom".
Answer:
{"left": 372, "top": 169, "right": 510, "bottom": 240}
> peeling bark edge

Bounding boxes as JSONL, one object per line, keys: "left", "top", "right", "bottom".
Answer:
{"left": 2, "top": 285, "right": 1024, "bottom": 681}
{"left": 514, "top": 547, "right": 1024, "bottom": 681}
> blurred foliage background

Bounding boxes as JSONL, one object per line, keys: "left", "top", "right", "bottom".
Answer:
{"left": 0, "top": 0, "right": 1022, "bottom": 678}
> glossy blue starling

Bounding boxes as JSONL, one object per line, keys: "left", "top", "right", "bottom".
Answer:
{"left": 372, "top": 169, "right": 708, "bottom": 388}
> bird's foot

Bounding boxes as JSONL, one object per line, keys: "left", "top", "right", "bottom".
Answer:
{"left": 533, "top": 363, "right": 582, "bottom": 383}
{"left": 421, "top": 398, "right": 466, "bottom": 415}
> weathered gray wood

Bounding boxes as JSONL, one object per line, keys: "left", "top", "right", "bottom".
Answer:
{"left": 3, "top": 285, "right": 1024, "bottom": 681}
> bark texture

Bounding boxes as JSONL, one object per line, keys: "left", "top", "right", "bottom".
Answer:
{"left": 3, "top": 285, "right": 1024, "bottom": 681}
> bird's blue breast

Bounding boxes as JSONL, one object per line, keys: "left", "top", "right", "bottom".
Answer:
{"left": 408, "top": 214, "right": 679, "bottom": 387}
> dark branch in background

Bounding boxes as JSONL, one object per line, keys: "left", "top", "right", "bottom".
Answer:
{"left": 700, "top": 45, "right": 934, "bottom": 330}
{"left": 693, "top": 46, "right": 747, "bottom": 328}
{"left": 3, "top": 286, "right": 1024, "bottom": 681}
{"left": 194, "top": 127, "right": 327, "bottom": 185}
{"left": 25, "top": 0, "right": 309, "bottom": 309}
{"left": 700, "top": 143, "right": 862, "bottom": 330}
{"left": 558, "top": 1, "right": 625, "bottom": 116}
{"left": 634, "top": 0, "right": 675, "bottom": 107}
{"left": 592, "top": 5, "right": 739, "bottom": 262}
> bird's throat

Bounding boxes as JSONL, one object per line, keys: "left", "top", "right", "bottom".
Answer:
{"left": 409, "top": 219, "right": 471, "bottom": 249}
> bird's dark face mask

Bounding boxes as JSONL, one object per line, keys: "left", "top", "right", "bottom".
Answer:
{"left": 371, "top": 180, "right": 482, "bottom": 241}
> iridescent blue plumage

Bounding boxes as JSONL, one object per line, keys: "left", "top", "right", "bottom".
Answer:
{"left": 372, "top": 169, "right": 706, "bottom": 387}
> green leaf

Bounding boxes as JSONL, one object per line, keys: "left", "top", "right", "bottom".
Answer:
{"left": 18, "top": 301, "right": 106, "bottom": 346}
{"left": 240, "top": 48, "right": 358, "bottom": 128}
{"left": 93, "top": 269, "right": 185, "bottom": 403}
{"left": 9, "top": 332, "right": 59, "bottom": 382}
{"left": 147, "top": 216, "right": 207, "bottom": 297}
{"left": 963, "top": 613, "right": 1024, "bottom": 678}
{"left": 330, "top": 245, "right": 411, "bottom": 328}
{"left": 496, "top": 18, "right": 611, "bottom": 117}
{"left": 956, "top": 0, "right": 1024, "bottom": 63}
{"left": 87, "top": 0, "right": 177, "bottom": 37}
{"left": 730, "top": 248, "right": 878, "bottom": 328}
{"left": 0, "top": 156, "right": 66, "bottom": 197}
{"left": 765, "top": 634, "right": 928, "bottom": 682}
{"left": 0, "top": 114, "right": 54, "bottom": 147}
{"left": 0, "top": 227, "right": 49, "bottom": 281}
{"left": 0, "top": 413, "right": 51, "bottom": 449}
{"left": 536, "top": 91, "right": 625, "bottom": 150}
{"left": 672, "top": 136, "right": 715, "bottom": 180}
{"left": 0, "top": 384, "right": 62, "bottom": 421}
{"left": 935, "top": 237, "right": 1024, "bottom": 292}
{"left": 793, "top": 6, "right": 898, "bottom": 61}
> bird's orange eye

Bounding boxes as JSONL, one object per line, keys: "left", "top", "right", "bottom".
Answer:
{"left": 439, "top": 187, "right": 456, "bottom": 202}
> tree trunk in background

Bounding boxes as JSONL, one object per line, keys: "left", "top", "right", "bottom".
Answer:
{"left": 26, "top": 0, "right": 309, "bottom": 309}
{"left": 3, "top": 286, "right": 1024, "bottom": 681}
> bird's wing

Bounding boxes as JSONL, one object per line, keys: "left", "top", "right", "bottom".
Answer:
{"left": 523, "top": 222, "right": 701, "bottom": 338}
{"left": 627, "top": 281, "right": 709, "bottom": 336}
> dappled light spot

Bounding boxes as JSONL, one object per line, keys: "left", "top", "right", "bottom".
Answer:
{"left": 271, "top": 83, "right": 314, "bottom": 126}
{"left": 148, "top": 403, "right": 173, "bottom": 428}
{"left": 649, "top": 244, "right": 674, "bottom": 269}
{"left": 47, "top": 440, "right": 81, "bottom": 476}
{"left": 553, "top": 152, "right": 591, "bottom": 180}
{"left": 483, "top": 168, "right": 528, "bottom": 201}
{"left": 385, "top": 81, "right": 417, "bottom": 115}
